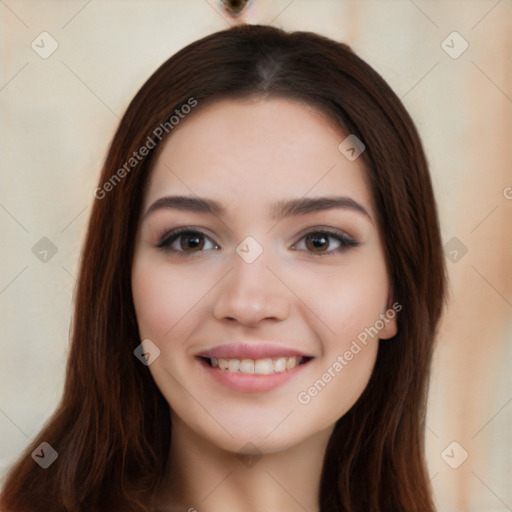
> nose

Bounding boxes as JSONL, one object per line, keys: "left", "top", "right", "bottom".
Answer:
{"left": 212, "top": 249, "right": 291, "bottom": 326}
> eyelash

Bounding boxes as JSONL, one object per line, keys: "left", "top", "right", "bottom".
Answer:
{"left": 156, "top": 226, "right": 359, "bottom": 257}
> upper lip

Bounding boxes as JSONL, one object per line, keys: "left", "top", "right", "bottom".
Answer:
{"left": 196, "top": 343, "right": 313, "bottom": 360}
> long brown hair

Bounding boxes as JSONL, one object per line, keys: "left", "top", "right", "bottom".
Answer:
{"left": 1, "top": 24, "right": 446, "bottom": 511}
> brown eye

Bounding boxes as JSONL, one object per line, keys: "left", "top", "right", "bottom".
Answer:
{"left": 157, "top": 229, "right": 219, "bottom": 254}
{"left": 178, "top": 232, "right": 205, "bottom": 251}
{"left": 293, "top": 229, "right": 359, "bottom": 256}
{"left": 305, "top": 233, "right": 330, "bottom": 252}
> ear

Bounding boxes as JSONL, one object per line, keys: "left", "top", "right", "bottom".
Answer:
{"left": 379, "top": 291, "right": 399, "bottom": 340}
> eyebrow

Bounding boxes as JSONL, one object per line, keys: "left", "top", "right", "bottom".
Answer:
{"left": 143, "top": 195, "right": 372, "bottom": 222}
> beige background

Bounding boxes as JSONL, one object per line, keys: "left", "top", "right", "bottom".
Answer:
{"left": 1, "top": 1, "right": 511, "bottom": 511}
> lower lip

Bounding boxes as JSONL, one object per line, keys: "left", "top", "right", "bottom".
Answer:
{"left": 196, "top": 357, "right": 311, "bottom": 393}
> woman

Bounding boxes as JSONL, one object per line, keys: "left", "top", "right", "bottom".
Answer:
{"left": 1, "top": 24, "right": 446, "bottom": 511}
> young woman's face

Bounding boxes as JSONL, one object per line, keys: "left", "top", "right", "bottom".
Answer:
{"left": 132, "top": 97, "right": 397, "bottom": 454}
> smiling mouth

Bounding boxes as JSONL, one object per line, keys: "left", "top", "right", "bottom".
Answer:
{"left": 198, "top": 356, "right": 312, "bottom": 375}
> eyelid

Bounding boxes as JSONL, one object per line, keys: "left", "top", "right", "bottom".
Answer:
{"left": 290, "top": 226, "right": 359, "bottom": 255}
{"left": 291, "top": 225, "right": 354, "bottom": 244}
{"left": 156, "top": 226, "right": 219, "bottom": 251}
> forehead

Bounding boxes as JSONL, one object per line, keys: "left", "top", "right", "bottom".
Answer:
{"left": 144, "top": 97, "right": 373, "bottom": 213}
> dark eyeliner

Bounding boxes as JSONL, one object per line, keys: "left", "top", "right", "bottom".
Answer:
{"left": 292, "top": 228, "right": 359, "bottom": 256}
{"left": 156, "top": 227, "right": 218, "bottom": 255}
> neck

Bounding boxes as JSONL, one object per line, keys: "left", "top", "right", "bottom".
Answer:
{"left": 156, "top": 415, "right": 333, "bottom": 512}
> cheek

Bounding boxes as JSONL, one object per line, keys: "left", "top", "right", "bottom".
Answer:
{"left": 271, "top": 253, "right": 389, "bottom": 423}
{"left": 294, "top": 343, "right": 378, "bottom": 434}
{"left": 291, "top": 261, "right": 387, "bottom": 423}
{"left": 131, "top": 256, "right": 211, "bottom": 341}
{"left": 289, "top": 252, "right": 390, "bottom": 345}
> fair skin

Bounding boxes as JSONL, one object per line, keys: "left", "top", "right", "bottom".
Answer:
{"left": 131, "top": 97, "right": 397, "bottom": 512}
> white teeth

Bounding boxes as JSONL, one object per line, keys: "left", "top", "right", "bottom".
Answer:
{"left": 209, "top": 356, "right": 305, "bottom": 374}
{"left": 239, "top": 359, "right": 254, "bottom": 373}
{"left": 286, "top": 356, "right": 297, "bottom": 369}
{"left": 254, "top": 358, "right": 273, "bottom": 375}
{"left": 274, "top": 357, "right": 286, "bottom": 372}
{"left": 228, "top": 359, "right": 240, "bottom": 372}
